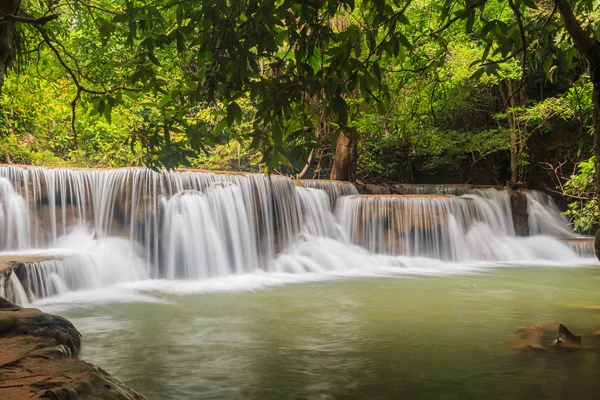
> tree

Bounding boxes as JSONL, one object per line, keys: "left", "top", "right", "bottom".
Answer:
{"left": 0, "top": 0, "right": 598, "bottom": 182}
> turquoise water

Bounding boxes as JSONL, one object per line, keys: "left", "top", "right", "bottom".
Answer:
{"left": 50, "top": 266, "right": 600, "bottom": 399}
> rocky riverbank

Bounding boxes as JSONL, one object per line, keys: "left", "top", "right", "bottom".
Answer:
{"left": 0, "top": 297, "right": 146, "bottom": 400}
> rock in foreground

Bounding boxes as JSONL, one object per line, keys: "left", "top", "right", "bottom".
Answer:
{"left": 0, "top": 297, "right": 146, "bottom": 400}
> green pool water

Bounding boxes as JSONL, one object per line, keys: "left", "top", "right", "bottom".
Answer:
{"left": 55, "top": 266, "right": 600, "bottom": 399}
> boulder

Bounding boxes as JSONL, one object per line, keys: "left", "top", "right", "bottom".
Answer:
{"left": 0, "top": 297, "right": 146, "bottom": 400}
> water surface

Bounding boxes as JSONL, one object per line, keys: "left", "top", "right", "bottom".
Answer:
{"left": 47, "top": 266, "right": 600, "bottom": 399}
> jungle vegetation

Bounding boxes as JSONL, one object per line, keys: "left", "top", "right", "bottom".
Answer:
{"left": 0, "top": 0, "right": 599, "bottom": 232}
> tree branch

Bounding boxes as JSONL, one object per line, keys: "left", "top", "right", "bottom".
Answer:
{"left": 481, "top": 46, "right": 523, "bottom": 66}
{"left": 553, "top": 0, "right": 600, "bottom": 63}
{"left": 35, "top": 26, "right": 141, "bottom": 142}
{"left": 0, "top": 14, "right": 58, "bottom": 25}
{"left": 504, "top": 0, "right": 527, "bottom": 111}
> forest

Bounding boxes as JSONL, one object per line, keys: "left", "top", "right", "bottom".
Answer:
{"left": 0, "top": 0, "right": 599, "bottom": 234}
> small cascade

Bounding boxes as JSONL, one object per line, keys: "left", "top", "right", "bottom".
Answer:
{"left": 0, "top": 177, "right": 31, "bottom": 249}
{"left": 0, "top": 273, "right": 30, "bottom": 305}
{"left": 296, "top": 187, "right": 338, "bottom": 238}
{"left": 0, "top": 232, "right": 148, "bottom": 304}
{"left": 338, "top": 194, "right": 517, "bottom": 260}
{"left": 300, "top": 180, "right": 359, "bottom": 208}
{"left": 162, "top": 190, "right": 235, "bottom": 279}
{"left": 335, "top": 193, "right": 572, "bottom": 261}
{"left": 561, "top": 238, "right": 595, "bottom": 257}
{"left": 526, "top": 191, "right": 576, "bottom": 238}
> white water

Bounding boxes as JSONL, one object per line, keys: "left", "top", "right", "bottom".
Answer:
{"left": 526, "top": 191, "right": 577, "bottom": 237}
{"left": 0, "top": 166, "right": 595, "bottom": 306}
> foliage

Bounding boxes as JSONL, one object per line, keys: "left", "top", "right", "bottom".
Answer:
{"left": 564, "top": 157, "right": 598, "bottom": 234}
{"left": 1, "top": 0, "right": 596, "bottom": 171}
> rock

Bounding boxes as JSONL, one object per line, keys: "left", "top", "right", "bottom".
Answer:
{"left": 511, "top": 323, "right": 582, "bottom": 351}
{"left": 511, "top": 323, "right": 554, "bottom": 351}
{"left": 595, "top": 228, "right": 600, "bottom": 261}
{"left": 552, "top": 324, "right": 582, "bottom": 348}
{"left": 508, "top": 188, "right": 529, "bottom": 236}
{"left": 354, "top": 181, "right": 394, "bottom": 195}
{"left": 0, "top": 297, "right": 146, "bottom": 400}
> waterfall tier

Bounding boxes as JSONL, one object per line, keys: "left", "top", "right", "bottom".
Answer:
{"left": 0, "top": 165, "right": 592, "bottom": 305}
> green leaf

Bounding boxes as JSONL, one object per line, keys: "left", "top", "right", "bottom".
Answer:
{"left": 148, "top": 53, "right": 161, "bottom": 66}
{"left": 396, "top": 32, "right": 412, "bottom": 50}
{"left": 159, "top": 93, "right": 172, "bottom": 107}
{"left": 112, "top": 14, "right": 130, "bottom": 23}
{"left": 226, "top": 102, "right": 242, "bottom": 127}
{"left": 471, "top": 67, "right": 485, "bottom": 80}
{"left": 543, "top": 56, "right": 554, "bottom": 73}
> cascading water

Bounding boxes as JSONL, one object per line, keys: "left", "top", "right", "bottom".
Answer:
{"left": 300, "top": 179, "right": 359, "bottom": 208}
{"left": 337, "top": 194, "right": 521, "bottom": 261}
{"left": 0, "top": 229, "right": 148, "bottom": 304}
{"left": 0, "top": 177, "right": 31, "bottom": 249}
{"left": 526, "top": 191, "right": 577, "bottom": 237}
{"left": 0, "top": 165, "right": 594, "bottom": 306}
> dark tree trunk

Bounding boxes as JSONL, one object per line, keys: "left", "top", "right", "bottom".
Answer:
{"left": 593, "top": 74, "right": 600, "bottom": 259}
{"left": 0, "top": 0, "right": 20, "bottom": 94}
{"left": 330, "top": 131, "right": 352, "bottom": 181}
{"left": 553, "top": 0, "right": 600, "bottom": 259}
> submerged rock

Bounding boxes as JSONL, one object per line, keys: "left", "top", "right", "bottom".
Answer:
{"left": 552, "top": 324, "right": 582, "bottom": 348}
{"left": 511, "top": 323, "right": 582, "bottom": 351}
{"left": 0, "top": 297, "right": 146, "bottom": 400}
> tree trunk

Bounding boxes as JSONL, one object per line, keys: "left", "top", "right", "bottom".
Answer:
{"left": 593, "top": 74, "right": 600, "bottom": 259}
{"left": 0, "top": 0, "right": 20, "bottom": 95}
{"left": 509, "top": 122, "right": 518, "bottom": 184}
{"left": 552, "top": 0, "right": 600, "bottom": 259}
{"left": 330, "top": 131, "right": 352, "bottom": 181}
{"left": 499, "top": 80, "right": 525, "bottom": 184}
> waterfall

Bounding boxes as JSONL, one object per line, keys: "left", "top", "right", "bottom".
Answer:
{"left": 300, "top": 179, "right": 359, "bottom": 208}
{"left": 337, "top": 194, "right": 516, "bottom": 261}
{"left": 296, "top": 187, "right": 338, "bottom": 238}
{"left": 0, "top": 177, "right": 31, "bottom": 249}
{"left": 526, "top": 191, "right": 576, "bottom": 238}
{"left": 0, "top": 166, "right": 302, "bottom": 275}
{"left": 0, "top": 165, "right": 592, "bottom": 306}
{"left": 0, "top": 229, "right": 148, "bottom": 304}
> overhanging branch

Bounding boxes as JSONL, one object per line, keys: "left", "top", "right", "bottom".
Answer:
{"left": 0, "top": 14, "right": 58, "bottom": 25}
{"left": 553, "top": 0, "right": 600, "bottom": 63}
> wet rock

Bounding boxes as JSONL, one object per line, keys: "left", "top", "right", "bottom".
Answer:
{"left": 595, "top": 228, "right": 600, "bottom": 261}
{"left": 508, "top": 188, "right": 529, "bottom": 236}
{"left": 511, "top": 323, "right": 581, "bottom": 351}
{"left": 354, "top": 181, "right": 395, "bottom": 195}
{"left": 0, "top": 297, "right": 146, "bottom": 400}
{"left": 511, "top": 323, "right": 553, "bottom": 351}
{"left": 552, "top": 324, "right": 582, "bottom": 348}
